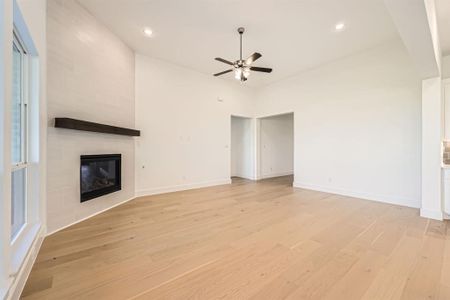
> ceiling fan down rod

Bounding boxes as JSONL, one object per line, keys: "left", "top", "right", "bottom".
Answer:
{"left": 238, "top": 27, "right": 245, "bottom": 61}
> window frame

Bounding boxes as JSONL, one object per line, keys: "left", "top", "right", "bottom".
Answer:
{"left": 1, "top": 2, "right": 44, "bottom": 296}
{"left": 10, "top": 28, "right": 29, "bottom": 243}
{"left": 12, "top": 30, "right": 28, "bottom": 168}
{"left": 9, "top": 22, "right": 42, "bottom": 274}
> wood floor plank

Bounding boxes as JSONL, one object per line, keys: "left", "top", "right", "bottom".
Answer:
{"left": 21, "top": 176, "right": 450, "bottom": 299}
{"left": 400, "top": 235, "right": 445, "bottom": 300}
{"left": 361, "top": 236, "right": 429, "bottom": 300}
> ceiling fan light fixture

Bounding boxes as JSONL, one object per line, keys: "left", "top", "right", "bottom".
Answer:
{"left": 234, "top": 68, "right": 242, "bottom": 80}
{"left": 242, "top": 67, "right": 250, "bottom": 78}
{"left": 234, "top": 67, "right": 250, "bottom": 81}
{"left": 213, "top": 27, "right": 272, "bottom": 81}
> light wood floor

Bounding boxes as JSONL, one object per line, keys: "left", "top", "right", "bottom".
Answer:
{"left": 22, "top": 176, "right": 450, "bottom": 299}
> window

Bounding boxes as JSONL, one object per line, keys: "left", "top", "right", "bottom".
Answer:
{"left": 11, "top": 31, "right": 28, "bottom": 241}
{"left": 1, "top": 2, "right": 43, "bottom": 297}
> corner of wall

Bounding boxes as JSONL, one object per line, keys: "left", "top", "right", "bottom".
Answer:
{"left": 420, "top": 208, "right": 444, "bottom": 220}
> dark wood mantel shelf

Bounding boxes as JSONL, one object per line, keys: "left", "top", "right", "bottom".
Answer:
{"left": 54, "top": 118, "right": 140, "bottom": 137}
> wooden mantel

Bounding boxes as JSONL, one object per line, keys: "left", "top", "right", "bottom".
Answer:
{"left": 54, "top": 118, "right": 140, "bottom": 137}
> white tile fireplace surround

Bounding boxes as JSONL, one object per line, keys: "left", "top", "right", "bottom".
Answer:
{"left": 46, "top": 0, "right": 135, "bottom": 234}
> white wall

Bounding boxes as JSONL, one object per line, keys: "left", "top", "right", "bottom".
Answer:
{"left": 424, "top": 0, "right": 442, "bottom": 75}
{"left": 421, "top": 77, "right": 444, "bottom": 220}
{"left": 444, "top": 79, "right": 450, "bottom": 139}
{"left": 255, "top": 40, "right": 422, "bottom": 208}
{"left": 46, "top": 0, "right": 135, "bottom": 234}
{"left": 259, "top": 113, "right": 294, "bottom": 179}
{"left": 231, "top": 116, "right": 254, "bottom": 179}
{"left": 384, "top": 0, "right": 441, "bottom": 78}
{"left": 135, "top": 54, "right": 255, "bottom": 196}
{"left": 443, "top": 55, "right": 450, "bottom": 79}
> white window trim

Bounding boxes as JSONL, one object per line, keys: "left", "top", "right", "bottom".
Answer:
{"left": 9, "top": 223, "right": 41, "bottom": 276}
{"left": 8, "top": 8, "right": 41, "bottom": 277}
{"left": 0, "top": 0, "right": 43, "bottom": 298}
{"left": 10, "top": 28, "right": 29, "bottom": 241}
{"left": 12, "top": 29, "right": 28, "bottom": 166}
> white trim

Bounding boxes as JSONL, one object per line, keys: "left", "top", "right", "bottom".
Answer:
{"left": 293, "top": 181, "right": 420, "bottom": 209}
{"left": 136, "top": 179, "right": 232, "bottom": 198}
{"left": 256, "top": 111, "right": 295, "bottom": 120}
{"left": 420, "top": 208, "right": 444, "bottom": 220}
{"left": 444, "top": 212, "right": 450, "bottom": 220}
{"left": 259, "top": 172, "right": 293, "bottom": 180}
{"left": 46, "top": 196, "right": 136, "bottom": 236}
{"left": 231, "top": 174, "right": 257, "bottom": 181}
{"left": 255, "top": 112, "right": 294, "bottom": 182}
{"left": 230, "top": 114, "right": 253, "bottom": 119}
{"left": 10, "top": 222, "right": 39, "bottom": 273}
{"left": 6, "top": 225, "right": 45, "bottom": 300}
{"left": 12, "top": 0, "right": 37, "bottom": 56}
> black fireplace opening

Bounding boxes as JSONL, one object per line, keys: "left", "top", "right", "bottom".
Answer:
{"left": 80, "top": 154, "right": 121, "bottom": 202}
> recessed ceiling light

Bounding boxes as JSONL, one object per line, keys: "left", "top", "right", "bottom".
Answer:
{"left": 143, "top": 28, "right": 153, "bottom": 37}
{"left": 335, "top": 22, "right": 345, "bottom": 32}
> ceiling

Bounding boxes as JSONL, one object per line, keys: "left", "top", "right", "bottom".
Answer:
{"left": 78, "top": 0, "right": 400, "bottom": 87}
{"left": 436, "top": 0, "right": 450, "bottom": 56}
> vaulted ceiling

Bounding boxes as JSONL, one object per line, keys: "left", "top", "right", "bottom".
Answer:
{"left": 78, "top": 0, "right": 400, "bottom": 87}
{"left": 436, "top": 0, "right": 450, "bottom": 56}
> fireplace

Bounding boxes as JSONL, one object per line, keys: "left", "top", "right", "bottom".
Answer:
{"left": 80, "top": 154, "right": 121, "bottom": 202}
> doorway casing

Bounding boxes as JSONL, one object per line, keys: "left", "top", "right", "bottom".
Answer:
{"left": 229, "top": 112, "right": 295, "bottom": 182}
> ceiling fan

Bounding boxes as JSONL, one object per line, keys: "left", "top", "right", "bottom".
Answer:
{"left": 213, "top": 27, "right": 272, "bottom": 82}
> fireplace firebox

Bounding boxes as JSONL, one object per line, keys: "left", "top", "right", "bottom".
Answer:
{"left": 80, "top": 154, "right": 121, "bottom": 202}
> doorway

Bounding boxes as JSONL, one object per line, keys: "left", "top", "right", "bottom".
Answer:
{"left": 230, "top": 116, "right": 255, "bottom": 180}
{"left": 257, "top": 113, "right": 294, "bottom": 182}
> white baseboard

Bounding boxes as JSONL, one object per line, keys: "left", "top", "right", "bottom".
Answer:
{"left": 293, "top": 181, "right": 420, "bottom": 209}
{"left": 231, "top": 174, "right": 257, "bottom": 180}
{"left": 444, "top": 212, "right": 450, "bottom": 220}
{"left": 136, "top": 179, "right": 232, "bottom": 198}
{"left": 46, "top": 196, "right": 136, "bottom": 236}
{"left": 258, "top": 172, "right": 293, "bottom": 180}
{"left": 7, "top": 226, "right": 45, "bottom": 300}
{"left": 420, "top": 208, "right": 444, "bottom": 221}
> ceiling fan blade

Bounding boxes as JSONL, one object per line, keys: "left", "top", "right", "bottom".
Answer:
{"left": 213, "top": 69, "right": 233, "bottom": 76}
{"left": 250, "top": 66, "right": 272, "bottom": 73}
{"left": 245, "top": 52, "right": 262, "bottom": 65}
{"left": 215, "top": 57, "right": 234, "bottom": 65}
